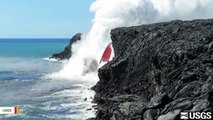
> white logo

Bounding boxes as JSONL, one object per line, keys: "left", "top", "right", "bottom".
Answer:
{"left": 0, "top": 106, "right": 20, "bottom": 115}
{"left": 180, "top": 112, "right": 212, "bottom": 120}
{"left": 181, "top": 112, "right": 189, "bottom": 119}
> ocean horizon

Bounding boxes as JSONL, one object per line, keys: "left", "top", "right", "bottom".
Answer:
{"left": 0, "top": 38, "right": 69, "bottom": 58}
{"left": 0, "top": 38, "right": 70, "bottom": 42}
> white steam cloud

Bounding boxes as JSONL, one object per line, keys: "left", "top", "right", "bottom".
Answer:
{"left": 49, "top": 0, "right": 213, "bottom": 81}
{"left": 150, "top": 0, "right": 213, "bottom": 21}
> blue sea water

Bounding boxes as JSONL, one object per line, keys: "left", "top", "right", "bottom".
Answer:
{"left": 0, "top": 39, "right": 95, "bottom": 120}
{"left": 0, "top": 39, "right": 69, "bottom": 57}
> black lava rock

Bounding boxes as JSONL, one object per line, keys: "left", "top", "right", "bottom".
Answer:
{"left": 93, "top": 19, "right": 213, "bottom": 120}
{"left": 50, "top": 33, "right": 82, "bottom": 60}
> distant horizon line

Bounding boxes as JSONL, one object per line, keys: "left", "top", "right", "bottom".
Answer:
{"left": 0, "top": 38, "right": 71, "bottom": 42}
{"left": 0, "top": 38, "right": 71, "bottom": 39}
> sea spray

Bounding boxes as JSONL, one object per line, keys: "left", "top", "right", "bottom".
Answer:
{"left": 49, "top": 0, "right": 213, "bottom": 81}
{"left": 0, "top": 57, "right": 62, "bottom": 73}
{"left": 48, "top": 0, "right": 157, "bottom": 80}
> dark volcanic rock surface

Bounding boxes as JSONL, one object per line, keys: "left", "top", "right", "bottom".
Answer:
{"left": 50, "top": 33, "right": 82, "bottom": 60}
{"left": 93, "top": 19, "right": 213, "bottom": 120}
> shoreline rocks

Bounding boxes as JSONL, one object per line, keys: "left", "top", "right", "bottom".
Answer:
{"left": 50, "top": 33, "right": 82, "bottom": 60}
{"left": 93, "top": 19, "right": 213, "bottom": 120}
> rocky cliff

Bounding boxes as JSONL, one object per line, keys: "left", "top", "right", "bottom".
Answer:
{"left": 50, "top": 33, "right": 82, "bottom": 60}
{"left": 93, "top": 19, "right": 213, "bottom": 120}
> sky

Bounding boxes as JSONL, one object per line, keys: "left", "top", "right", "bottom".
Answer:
{"left": 0, "top": 0, "right": 94, "bottom": 38}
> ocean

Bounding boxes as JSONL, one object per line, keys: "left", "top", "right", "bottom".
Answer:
{"left": 0, "top": 39, "right": 96, "bottom": 120}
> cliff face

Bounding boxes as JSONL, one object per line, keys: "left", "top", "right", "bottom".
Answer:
{"left": 50, "top": 33, "right": 82, "bottom": 60}
{"left": 93, "top": 19, "right": 213, "bottom": 120}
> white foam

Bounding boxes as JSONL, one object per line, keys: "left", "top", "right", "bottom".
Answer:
{"left": 42, "top": 57, "right": 59, "bottom": 62}
{"left": 42, "top": 57, "right": 68, "bottom": 63}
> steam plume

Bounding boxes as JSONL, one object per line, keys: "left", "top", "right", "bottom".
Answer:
{"left": 49, "top": 0, "right": 213, "bottom": 80}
